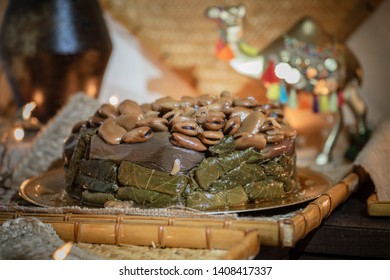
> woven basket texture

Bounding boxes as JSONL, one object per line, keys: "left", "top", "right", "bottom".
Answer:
{"left": 77, "top": 243, "right": 227, "bottom": 260}
{"left": 100, "top": 0, "right": 382, "bottom": 98}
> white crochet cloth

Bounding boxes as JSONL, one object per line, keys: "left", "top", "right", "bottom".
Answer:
{"left": 355, "top": 114, "right": 390, "bottom": 201}
{"left": 0, "top": 217, "right": 99, "bottom": 259}
{"left": 1, "top": 93, "right": 100, "bottom": 203}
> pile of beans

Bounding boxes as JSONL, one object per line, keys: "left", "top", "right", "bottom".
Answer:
{"left": 79, "top": 92, "right": 296, "bottom": 152}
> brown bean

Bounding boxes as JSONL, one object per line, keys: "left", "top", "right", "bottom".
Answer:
{"left": 98, "top": 103, "right": 119, "bottom": 118}
{"left": 265, "top": 128, "right": 284, "bottom": 135}
{"left": 172, "top": 121, "right": 200, "bottom": 136}
{"left": 140, "top": 103, "right": 153, "bottom": 113}
{"left": 260, "top": 117, "right": 282, "bottom": 132}
{"left": 233, "top": 97, "right": 257, "bottom": 107}
{"left": 88, "top": 113, "right": 105, "bottom": 127}
{"left": 136, "top": 117, "right": 169, "bottom": 132}
{"left": 199, "top": 130, "right": 224, "bottom": 145}
{"left": 220, "top": 90, "right": 232, "bottom": 98}
{"left": 220, "top": 106, "right": 233, "bottom": 115}
{"left": 118, "top": 99, "right": 143, "bottom": 115}
{"left": 194, "top": 108, "right": 209, "bottom": 124}
{"left": 169, "top": 115, "right": 193, "bottom": 126}
{"left": 230, "top": 106, "right": 252, "bottom": 122}
{"left": 223, "top": 116, "right": 241, "bottom": 135}
{"left": 256, "top": 103, "right": 279, "bottom": 111}
{"left": 122, "top": 126, "right": 153, "bottom": 143}
{"left": 204, "top": 103, "right": 222, "bottom": 112}
{"left": 217, "top": 98, "right": 233, "bottom": 115}
{"left": 267, "top": 109, "right": 285, "bottom": 123}
{"left": 234, "top": 133, "right": 267, "bottom": 150}
{"left": 265, "top": 133, "right": 284, "bottom": 143}
{"left": 252, "top": 106, "right": 269, "bottom": 115}
{"left": 143, "top": 110, "right": 160, "bottom": 118}
{"left": 240, "top": 111, "right": 266, "bottom": 134}
{"left": 170, "top": 133, "right": 207, "bottom": 152}
{"left": 204, "top": 111, "right": 225, "bottom": 126}
{"left": 115, "top": 113, "right": 143, "bottom": 131}
{"left": 180, "top": 96, "right": 197, "bottom": 107}
{"left": 266, "top": 117, "right": 282, "bottom": 129}
{"left": 268, "top": 108, "right": 284, "bottom": 118}
{"left": 98, "top": 118, "right": 127, "bottom": 145}
{"left": 158, "top": 101, "right": 181, "bottom": 112}
{"left": 253, "top": 103, "right": 283, "bottom": 117}
{"left": 209, "top": 111, "right": 226, "bottom": 119}
{"left": 182, "top": 106, "right": 196, "bottom": 116}
{"left": 203, "top": 114, "right": 225, "bottom": 131}
{"left": 267, "top": 126, "right": 296, "bottom": 138}
{"left": 280, "top": 125, "right": 297, "bottom": 138}
{"left": 197, "top": 94, "right": 217, "bottom": 106}
{"left": 151, "top": 96, "right": 175, "bottom": 111}
{"left": 162, "top": 109, "right": 183, "bottom": 122}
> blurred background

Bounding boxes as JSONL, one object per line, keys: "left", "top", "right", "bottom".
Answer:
{"left": 0, "top": 0, "right": 389, "bottom": 156}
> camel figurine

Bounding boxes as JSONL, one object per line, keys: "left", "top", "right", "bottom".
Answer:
{"left": 206, "top": 4, "right": 369, "bottom": 165}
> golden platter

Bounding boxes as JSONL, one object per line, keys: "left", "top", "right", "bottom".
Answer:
{"left": 19, "top": 167, "right": 332, "bottom": 214}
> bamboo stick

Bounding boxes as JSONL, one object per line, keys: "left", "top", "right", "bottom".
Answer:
{"left": 221, "top": 231, "right": 260, "bottom": 260}
{"left": 49, "top": 221, "right": 251, "bottom": 251}
{"left": 0, "top": 212, "right": 280, "bottom": 246}
{"left": 279, "top": 172, "right": 361, "bottom": 247}
{"left": 367, "top": 193, "right": 390, "bottom": 217}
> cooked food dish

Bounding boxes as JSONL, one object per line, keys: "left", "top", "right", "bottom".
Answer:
{"left": 63, "top": 92, "right": 299, "bottom": 210}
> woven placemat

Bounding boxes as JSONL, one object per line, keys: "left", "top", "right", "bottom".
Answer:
{"left": 76, "top": 243, "right": 227, "bottom": 260}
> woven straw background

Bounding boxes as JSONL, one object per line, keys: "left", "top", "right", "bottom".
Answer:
{"left": 100, "top": 0, "right": 383, "bottom": 98}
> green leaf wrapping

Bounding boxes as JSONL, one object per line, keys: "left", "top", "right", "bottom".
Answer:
{"left": 244, "top": 179, "right": 286, "bottom": 201}
{"left": 262, "top": 154, "right": 296, "bottom": 192}
{"left": 78, "top": 159, "right": 118, "bottom": 183}
{"left": 75, "top": 174, "right": 119, "bottom": 193}
{"left": 208, "top": 136, "right": 236, "bottom": 156}
{"left": 118, "top": 161, "right": 188, "bottom": 196}
{"left": 82, "top": 190, "right": 116, "bottom": 205}
{"left": 193, "top": 157, "right": 224, "bottom": 191}
{"left": 186, "top": 186, "right": 248, "bottom": 211}
{"left": 193, "top": 148, "right": 262, "bottom": 190}
{"left": 210, "top": 163, "right": 266, "bottom": 191}
{"left": 218, "top": 148, "right": 261, "bottom": 172}
{"left": 65, "top": 128, "right": 95, "bottom": 195}
{"left": 116, "top": 186, "right": 183, "bottom": 208}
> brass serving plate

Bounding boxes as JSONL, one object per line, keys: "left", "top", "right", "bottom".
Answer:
{"left": 19, "top": 168, "right": 81, "bottom": 208}
{"left": 19, "top": 167, "right": 332, "bottom": 213}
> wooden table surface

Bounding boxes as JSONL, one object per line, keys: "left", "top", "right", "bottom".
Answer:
{"left": 253, "top": 180, "right": 390, "bottom": 260}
